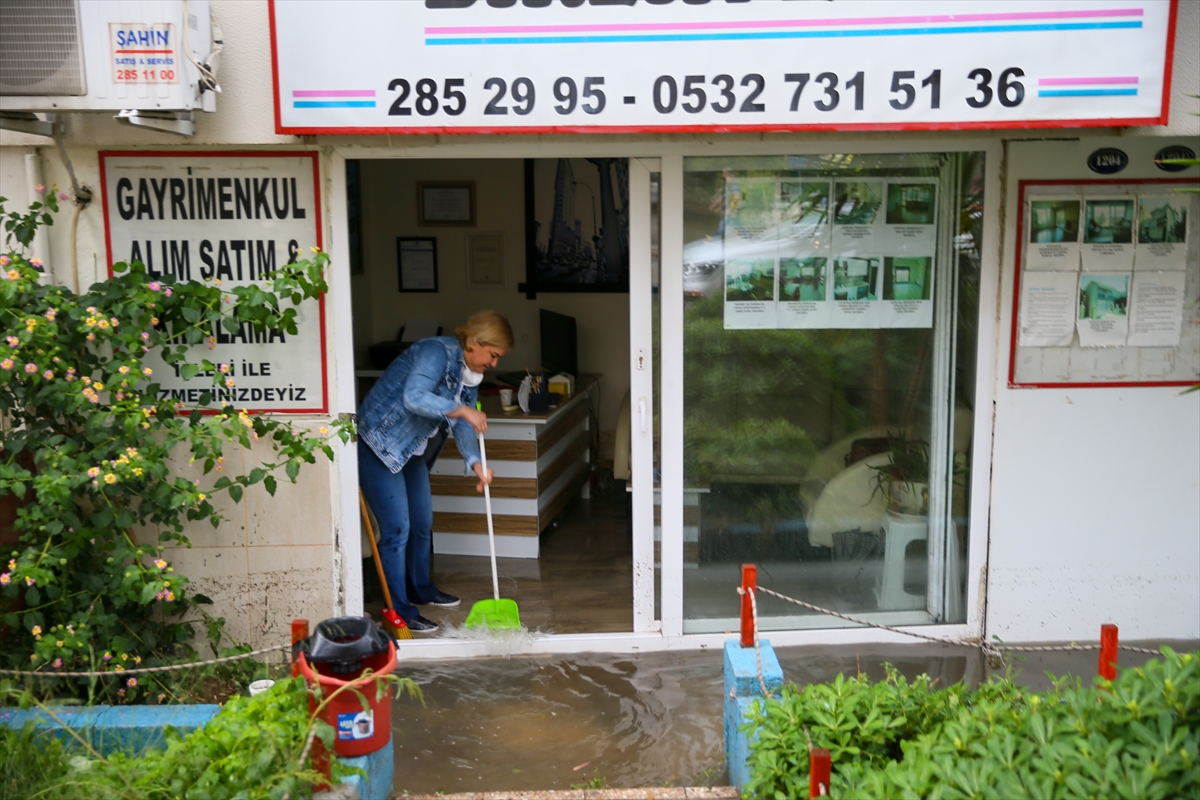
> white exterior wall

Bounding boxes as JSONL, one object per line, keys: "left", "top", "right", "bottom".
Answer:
{"left": 1, "top": 0, "right": 1196, "bottom": 650}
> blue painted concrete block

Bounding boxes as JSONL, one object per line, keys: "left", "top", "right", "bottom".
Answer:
{"left": 724, "top": 639, "right": 784, "bottom": 792}
{"left": 0, "top": 704, "right": 220, "bottom": 755}
{"left": 339, "top": 736, "right": 394, "bottom": 800}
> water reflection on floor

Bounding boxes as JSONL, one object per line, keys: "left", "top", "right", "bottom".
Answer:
{"left": 391, "top": 639, "right": 1194, "bottom": 794}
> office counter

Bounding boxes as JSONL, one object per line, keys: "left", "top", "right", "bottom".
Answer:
{"left": 428, "top": 391, "right": 591, "bottom": 559}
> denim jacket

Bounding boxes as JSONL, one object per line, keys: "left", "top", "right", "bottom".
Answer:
{"left": 357, "top": 336, "right": 481, "bottom": 475}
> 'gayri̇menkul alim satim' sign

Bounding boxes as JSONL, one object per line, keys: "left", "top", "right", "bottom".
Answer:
{"left": 100, "top": 151, "right": 327, "bottom": 414}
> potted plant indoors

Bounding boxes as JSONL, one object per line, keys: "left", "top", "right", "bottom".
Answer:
{"left": 868, "top": 432, "right": 930, "bottom": 516}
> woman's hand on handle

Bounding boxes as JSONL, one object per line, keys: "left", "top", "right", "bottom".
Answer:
{"left": 473, "top": 462, "right": 494, "bottom": 493}
{"left": 449, "top": 404, "right": 488, "bottom": 434}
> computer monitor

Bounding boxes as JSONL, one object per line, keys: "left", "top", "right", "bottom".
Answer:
{"left": 540, "top": 309, "right": 578, "bottom": 377}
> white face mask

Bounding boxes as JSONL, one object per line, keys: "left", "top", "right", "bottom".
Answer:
{"left": 461, "top": 365, "right": 484, "bottom": 387}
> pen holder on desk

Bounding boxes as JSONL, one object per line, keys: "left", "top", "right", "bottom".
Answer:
{"left": 528, "top": 374, "right": 550, "bottom": 413}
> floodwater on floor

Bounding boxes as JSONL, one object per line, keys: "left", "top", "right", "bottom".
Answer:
{"left": 389, "top": 639, "right": 1196, "bottom": 795}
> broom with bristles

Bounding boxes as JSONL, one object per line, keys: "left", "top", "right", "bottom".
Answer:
{"left": 359, "top": 489, "right": 412, "bottom": 640}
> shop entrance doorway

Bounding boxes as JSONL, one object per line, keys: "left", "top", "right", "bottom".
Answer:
{"left": 344, "top": 157, "right": 657, "bottom": 635}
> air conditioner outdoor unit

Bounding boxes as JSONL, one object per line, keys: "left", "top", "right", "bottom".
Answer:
{"left": 0, "top": 0, "right": 216, "bottom": 116}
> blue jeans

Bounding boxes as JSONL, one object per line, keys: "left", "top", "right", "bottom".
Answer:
{"left": 358, "top": 439, "right": 439, "bottom": 622}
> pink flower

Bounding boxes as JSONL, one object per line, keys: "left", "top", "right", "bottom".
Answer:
{"left": 58, "top": 192, "right": 69, "bottom": 201}
{"left": 25, "top": 576, "right": 35, "bottom": 587}
{"left": 5, "top": 270, "right": 17, "bottom": 281}
{"left": 147, "top": 282, "right": 161, "bottom": 291}
{"left": 6, "top": 336, "right": 17, "bottom": 347}
{"left": 42, "top": 370, "right": 53, "bottom": 380}
{"left": 127, "top": 678, "right": 137, "bottom": 687}
{"left": 24, "top": 363, "right": 37, "bottom": 374}
{"left": 29, "top": 258, "right": 42, "bottom": 268}
{"left": 164, "top": 287, "right": 173, "bottom": 297}
{"left": 52, "top": 658, "right": 63, "bottom": 669}
{"left": 0, "top": 255, "right": 8, "bottom": 266}
{"left": 34, "top": 184, "right": 44, "bottom": 194}
{"left": 1, "top": 359, "right": 13, "bottom": 371}
{"left": 0, "top": 573, "right": 9, "bottom": 585}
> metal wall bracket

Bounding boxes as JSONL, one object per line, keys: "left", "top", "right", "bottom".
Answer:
{"left": 114, "top": 109, "right": 195, "bottom": 136}
{"left": 0, "top": 112, "right": 54, "bottom": 138}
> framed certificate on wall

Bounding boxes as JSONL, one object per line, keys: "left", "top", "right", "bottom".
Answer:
{"left": 418, "top": 181, "right": 475, "bottom": 226}
{"left": 397, "top": 237, "right": 438, "bottom": 293}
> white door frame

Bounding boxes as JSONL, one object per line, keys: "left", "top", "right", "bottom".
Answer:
{"left": 325, "top": 137, "right": 1002, "bottom": 659}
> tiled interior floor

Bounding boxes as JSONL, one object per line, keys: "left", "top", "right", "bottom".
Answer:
{"left": 366, "top": 493, "right": 635, "bottom": 634}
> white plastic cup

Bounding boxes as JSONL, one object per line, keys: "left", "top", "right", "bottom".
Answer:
{"left": 499, "top": 389, "right": 514, "bottom": 406}
{"left": 248, "top": 679, "right": 276, "bottom": 696}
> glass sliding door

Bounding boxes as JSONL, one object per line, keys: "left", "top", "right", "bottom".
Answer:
{"left": 678, "top": 152, "right": 985, "bottom": 634}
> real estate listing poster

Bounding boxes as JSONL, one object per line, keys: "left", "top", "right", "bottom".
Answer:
{"left": 1026, "top": 197, "right": 1082, "bottom": 271}
{"left": 1127, "top": 271, "right": 1187, "bottom": 347}
{"left": 828, "top": 255, "right": 881, "bottom": 329}
{"left": 1077, "top": 272, "right": 1131, "bottom": 348}
{"left": 724, "top": 258, "right": 778, "bottom": 328}
{"left": 778, "top": 181, "right": 832, "bottom": 259}
{"left": 721, "top": 176, "right": 937, "bottom": 331}
{"left": 831, "top": 181, "right": 883, "bottom": 256}
{"left": 879, "top": 256, "right": 934, "bottom": 328}
{"left": 777, "top": 257, "right": 832, "bottom": 329}
{"left": 723, "top": 177, "right": 779, "bottom": 329}
{"left": 1135, "top": 195, "right": 1189, "bottom": 272}
{"left": 1081, "top": 197, "right": 1136, "bottom": 273}
{"left": 1018, "top": 270, "right": 1077, "bottom": 347}
{"left": 881, "top": 181, "right": 938, "bottom": 255}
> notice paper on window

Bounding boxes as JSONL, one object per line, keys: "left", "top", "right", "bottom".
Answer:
{"left": 777, "top": 256, "right": 832, "bottom": 329}
{"left": 1077, "top": 272, "right": 1130, "bottom": 348}
{"left": 1127, "top": 272, "right": 1187, "bottom": 347}
{"left": 724, "top": 258, "right": 778, "bottom": 329}
{"left": 879, "top": 256, "right": 934, "bottom": 328}
{"left": 1081, "top": 197, "right": 1135, "bottom": 273}
{"left": 778, "top": 181, "right": 832, "bottom": 257}
{"left": 1018, "top": 270, "right": 1077, "bottom": 347}
{"left": 1135, "top": 195, "right": 1189, "bottom": 272}
{"left": 880, "top": 180, "right": 938, "bottom": 256}
{"left": 1025, "top": 197, "right": 1081, "bottom": 272}
{"left": 831, "top": 180, "right": 883, "bottom": 256}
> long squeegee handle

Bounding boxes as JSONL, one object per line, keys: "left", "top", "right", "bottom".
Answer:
{"left": 477, "top": 412, "right": 500, "bottom": 603}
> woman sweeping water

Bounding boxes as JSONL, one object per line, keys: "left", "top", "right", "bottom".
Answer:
{"left": 357, "top": 310, "right": 513, "bottom": 633}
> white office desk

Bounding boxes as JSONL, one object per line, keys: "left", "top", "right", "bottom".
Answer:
{"left": 428, "top": 391, "right": 591, "bottom": 559}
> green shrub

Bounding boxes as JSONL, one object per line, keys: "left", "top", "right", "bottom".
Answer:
{"left": 1, "top": 194, "right": 351, "bottom": 696}
{"left": 1, "top": 721, "right": 70, "bottom": 800}
{"left": 743, "top": 648, "right": 1199, "bottom": 799}
{"left": 30, "top": 677, "right": 333, "bottom": 799}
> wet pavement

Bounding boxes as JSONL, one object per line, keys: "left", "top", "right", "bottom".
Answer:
{"left": 389, "top": 639, "right": 1196, "bottom": 796}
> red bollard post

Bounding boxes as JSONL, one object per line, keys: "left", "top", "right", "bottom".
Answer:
{"left": 740, "top": 564, "right": 757, "bottom": 648}
{"left": 1098, "top": 623, "right": 1118, "bottom": 681}
{"left": 809, "top": 747, "right": 831, "bottom": 798}
{"left": 291, "top": 618, "right": 309, "bottom": 679}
